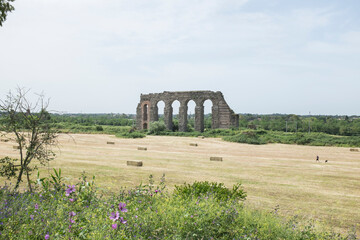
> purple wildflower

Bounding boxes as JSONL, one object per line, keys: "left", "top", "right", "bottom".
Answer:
{"left": 118, "top": 202, "right": 128, "bottom": 212}
{"left": 112, "top": 223, "right": 117, "bottom": 229}
{"left": 109, "top": 212, "right": 119, "bottom": 221}
{"left": 30, "top": 215, "right": 34, "bottom": 220}
{"left": 120, "top": 217, "right": 127, "bottom": 224}
{"left": 69, "top": 211, "right": 76, "bottom": 217}
{"left": 35, "top": 204, "right": 39, "bottom": 210}
{"left": 70, "top": 219, "right": 75, "bottom": 224}
{"left": 45, "top": 234, "right": 50, "bottom": 239}
{"left": 69, "top": 198, "right": 74, "bottom": 202}
{"left": 65, "top": 185, "right": 76, "bottom": 196}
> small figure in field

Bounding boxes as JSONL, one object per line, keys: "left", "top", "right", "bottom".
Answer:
{"left": 316, "top": 155, "right": 319, "bottom": 162}
{"left": 325, "top": 160, "right": 328, "bottom": 163}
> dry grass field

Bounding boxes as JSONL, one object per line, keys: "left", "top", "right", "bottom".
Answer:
{"left": 1, "top": 133, "right": 359, "bottom": 234}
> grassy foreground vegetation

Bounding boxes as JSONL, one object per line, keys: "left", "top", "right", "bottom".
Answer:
{"left": 0, "top": 170, "right": 357, "bottom": 239}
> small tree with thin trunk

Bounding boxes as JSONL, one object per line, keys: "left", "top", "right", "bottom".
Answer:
{"left": 0, "top": 88, "right": 58, "bottom": 191}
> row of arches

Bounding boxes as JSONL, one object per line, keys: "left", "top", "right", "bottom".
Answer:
{"left": 156, "top": 100, "right": 213, "bottom": 116}
{"left": 137, "top": 91, "right": 239, "bottom": 132}
{"left": 142, "top": 99, "right": 215, "bottom": 132}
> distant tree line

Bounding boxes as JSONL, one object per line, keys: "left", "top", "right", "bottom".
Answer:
{"left": 50, "top": 113, "right": 135, "bottom": 127}
{"left": 4, "top": 112, "right": 357, "bottom": 136}
{"left": 238, "top": 114, "right": 360, "bottom": 136}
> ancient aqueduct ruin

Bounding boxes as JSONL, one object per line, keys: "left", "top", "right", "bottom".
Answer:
{"left": 136, "top": 91, "right": 239, "bottom": 132}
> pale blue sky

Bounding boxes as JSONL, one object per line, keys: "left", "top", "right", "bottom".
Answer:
{"left": 0, "top": 0, "right": 359, "bottom": 115}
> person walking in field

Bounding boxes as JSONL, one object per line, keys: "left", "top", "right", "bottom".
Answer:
{"left": 316, "top": 155, "right": 319, "bottom": 162}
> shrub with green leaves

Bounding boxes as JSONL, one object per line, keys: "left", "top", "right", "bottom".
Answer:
{"left": 174, "top": 181, "right": 247, "bottom": 202}
{"left": 148, "top": 121, "right": 166, "bottom": 134}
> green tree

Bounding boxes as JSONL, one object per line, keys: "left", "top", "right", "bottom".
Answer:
{"left": 0, "top": 88, "right": 58, "bottom": 191}
{"left": 0, "top": 0, "right": 15, "bottom": 26}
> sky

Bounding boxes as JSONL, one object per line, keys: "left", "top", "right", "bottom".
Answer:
{"left": 0, "top": 0, "right": 359, "bottom": 115}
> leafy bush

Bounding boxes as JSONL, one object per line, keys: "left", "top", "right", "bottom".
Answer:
{"left": 174, "top": 181, "right": 247, "bottom": 202}
{"left": 116, "top": 131, "right": 146, "bottom": 138}
{"left": 95, "top": 125, "right": 104, "bottom": 131}
{"left": 148, "top": 121, "right": 166, "bottom": 134}
{"left": 223, "top": 130, "right": 267, "bottom": 145}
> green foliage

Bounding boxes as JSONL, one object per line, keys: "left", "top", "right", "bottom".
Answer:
{"left": 95, "top": 125, "right": 103, "bottom": 131}
{"left": 148, "top": 121, "right": 166, "bottom": 134}
{"left": 238, "top": 114, "right": 360, "bottom": 136}
{"left": 223, "top": 130, "right": 267, "bottom": 145}
{"left": 224, "top": 130, "right": 360, "bottom": 147}
{"left": 0, "top": 0, "right": 15, "bottom": 26}
{"left": 0, "top": 157, "right": 18, "bottom": 179}
{"left": 50, "top": 113, "right": 134, "bottom": 127}
{"left": 116, "top": 131, "right": 146, "bottom": 139}
{"left": 0, "top": 172, "right": 355, "bottom": 239}
{"left": 174, "top": 181, "right": 247, "bottom": 202}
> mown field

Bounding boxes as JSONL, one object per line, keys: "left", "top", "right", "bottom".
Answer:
{"left": 1, "top": 134, "right": 359, "bottom": 235}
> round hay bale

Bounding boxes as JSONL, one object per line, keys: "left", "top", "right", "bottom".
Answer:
{"left": 210, "top": 157, "right": 223, "bottom": 161}
{"left": 13, "top": 146, "right": 20, "bottom": 149}
{"left": 190, "top": 143, "right": 198, "bottom": 147}
{"left": 107, "top": 141, "right": 115, "bottom": 145}
{"left": 137, "top": 147, "right": 147, "bottom": 151}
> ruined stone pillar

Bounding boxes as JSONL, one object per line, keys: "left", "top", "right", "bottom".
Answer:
{"left": 164, "top": 102, "right": 173, "bottom": 130}
{"left": 194, "top": 105, "right": 204, "bottom": 132}
{"left": 136, "top": 103, "right": 142, "bottom": 129}
{"left": 212, "top": 104, "right": 220, "bottom": 129}
{"left": 150, "top": 104, "right": 158, "bottom": 122}
{"left": 179, "top": 102, "right": 188, "bottom": 132}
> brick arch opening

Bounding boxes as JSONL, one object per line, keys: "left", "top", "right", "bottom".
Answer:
{"left": 156, "top": 100, "right": 165, "bottom": 122}
{"left": 203, "top": 99, "right": 213, "bottom": 130}
{"left": 187, "top": 100, "right": 196, "bottom": 130}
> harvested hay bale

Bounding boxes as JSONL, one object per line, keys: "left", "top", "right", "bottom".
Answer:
{"left": 127, "top": 160, "right": 143, "bottom": 167}
{"left": 13, "top": 146, "right": 20, "bottom": 149}
{"left": 137, "top": 147, "right": 147, "bottom": 151}
{"left": 1, "top": 139, "right": 9, "bottom": 142}
{"left": 210, "top": 157, "right": 223, "bottom": 162}
{"left": 190, "top": 143, "right": 198, "bottom": 147}
{"left": 350, "top": 148, "right": 359, "bottom": 152}
{"left": 107, "top": 141, "right": 115, "bottom": 145}
{"left": 198, "top": 136, "right": 205, "bottom": 139}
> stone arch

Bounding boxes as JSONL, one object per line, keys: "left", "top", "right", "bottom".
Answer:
{"left": 187, "top": 100, "right": 196, "bottom": 130}
{"left": 203, "top": 99, "right": 214, "bottom": 130}
{"left": 156, "top": 100, "right": 165, "bottom": 121}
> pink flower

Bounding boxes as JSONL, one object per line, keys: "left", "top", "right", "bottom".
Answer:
{"left": 65, "top": 185, "right": 76, "bottom": 196}
{"left": 35, "top": 203, "right": 39, "bottom": 210}
{"left": 118, "top": 202, "right": 128, "bottom": 212}
{"left": 109, "top": 211, "right": 119, "bottom": 221}
{"left": 112, "top": 223, "right": 117, "bottom": 229}
{"left": 45, "top": 234, "right": 50, "bottom": 239}
{"left": 120, "top": 217, "right": 127, "bottom": 224}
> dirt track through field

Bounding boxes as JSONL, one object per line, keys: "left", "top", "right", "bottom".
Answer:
{"left": 1, "top": 134, "right": 359, "bottom": 233}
